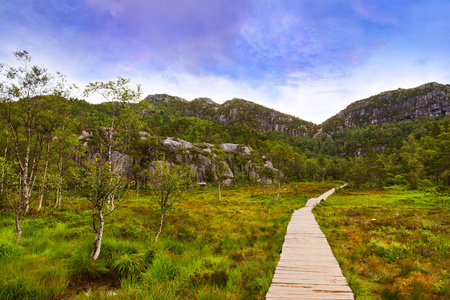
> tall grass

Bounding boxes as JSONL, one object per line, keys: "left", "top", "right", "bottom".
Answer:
{"left": 314, "top": 186, "right": 450, "bottom": 299}
{"left": 0, "top": 182, "right": 338, "bottom": 298}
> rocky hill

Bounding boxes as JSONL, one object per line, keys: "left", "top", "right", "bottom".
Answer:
{"left": 146, "top": 95, "right": 317, "bottom": 136}
{"left": 320, "top": 82, "right": 450, "bottom": 133}
{"left": 78, "top": 129, "right": 279, "bottom": 185}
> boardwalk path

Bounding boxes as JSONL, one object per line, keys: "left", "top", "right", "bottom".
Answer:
{"left": 266, "top": 185, "right": 354, "bottom": 300}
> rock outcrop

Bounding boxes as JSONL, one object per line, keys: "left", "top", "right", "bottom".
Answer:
{"left": 79, "top": 132, "right": 278, "bottom": 186}
{"left": 321, "top": 82, "right": 450, "bottom": 133}
{"left": 158, "top": 137, "right": 274, "bottom": 184}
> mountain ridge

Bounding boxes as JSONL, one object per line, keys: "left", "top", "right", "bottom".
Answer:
{"left": 320, "top": 82, "right": 450, "bottom": 133}
{"left": 145, "top": 95, "right": 317, "bottom": 136}
{"left": 146, "top": 82, "right": 450, "bottom": 137}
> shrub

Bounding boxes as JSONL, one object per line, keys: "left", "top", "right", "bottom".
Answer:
{"left": 144, "top": 248, "right": 156, "bottom": 266}
{"left": 143, "top": 255, "right": 177, "bottom": 283}
{"left": 112, "top": 252, "right": 144, "bottom": 279}
{"left": 0, "top": 241, "right": 17, "bottom": 259}
{"left": 100, "top": 238, "right": 140, "bottom": 263}
{"left": 69, "top": 252, "right": 109, "bottom": 281}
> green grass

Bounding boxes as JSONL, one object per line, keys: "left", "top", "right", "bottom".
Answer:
{"left": 314, "top": 186, "right": 450, "bottom": 299}
{"left": 0, "top": 181, "right": 340, "bottom": 299}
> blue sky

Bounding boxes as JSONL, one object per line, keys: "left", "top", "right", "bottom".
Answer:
{"left": 1, "top": 0, "right": 449, "bottom": 123}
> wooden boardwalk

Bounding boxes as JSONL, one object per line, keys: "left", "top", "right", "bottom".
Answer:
{"left": 266, "top": 185, "right": 354, "bottom": 300}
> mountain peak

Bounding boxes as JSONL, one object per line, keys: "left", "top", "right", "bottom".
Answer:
{"left": 321, "top": 82, "right": 450, "bottom": 133}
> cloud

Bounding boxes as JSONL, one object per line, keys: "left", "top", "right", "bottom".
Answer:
{"left": 84, "top": 0, "right": 253, "bottom": 75}
{"left": 1, "top": 0, "right": 450, "bottom": 125}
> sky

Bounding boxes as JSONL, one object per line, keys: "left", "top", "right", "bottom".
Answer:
{"left": 1, "top": 0, "right": 449, "bottom": 124}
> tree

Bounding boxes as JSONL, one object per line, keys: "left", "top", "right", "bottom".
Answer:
{"left": 372, "top": 157, "right": 387, "bottom": 190}
{"left": 348, "top": 156, "right": 368, "bottom": 189}
{"left": 0, "top": 51, "right": 72, "bottom": 243}
{"left": 306, "top": 158, "right": 319, "bottom": 181}
{"left": 400, "top": 135, "right": 426, "bottom": 189}
{"left": 211, "top": 148, "right": 232, "bottom": 201}
{"left": 287, "top": 152, "right": 306, "bottom": 182}
{"left": 78, "top": 159, "right": 126, "bottom": 260}
{"left": 233, "top": 144, "right": 248, "bottom": 190}
{"left": 0, "top": 158, "right": 22, "bottom": 243}
{"left": 258, "top": 166, "right": 275, "bottom": 196}
{"left": 269, "top": 145, "right": 288, "bottom": 201}
{"left": 83, "top": 77, "right": 142, "bottom": 209}
{"left": 147, "top": 161, "right": 195, "bottom": 241}
{"left": 74, "top": 77, "right": 142, "bottom": 259}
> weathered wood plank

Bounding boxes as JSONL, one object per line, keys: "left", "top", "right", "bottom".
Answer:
{"left": 266, "top": 185, "right": 354, "bottom": 300}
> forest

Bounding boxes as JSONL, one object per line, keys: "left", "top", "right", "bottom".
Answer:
{"left": 0, "top": 52, "right": 449, "bottom": 299}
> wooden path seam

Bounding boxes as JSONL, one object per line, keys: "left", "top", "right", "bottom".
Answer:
{"left": 266, "top": 184, "right": 354, "bottom": 300}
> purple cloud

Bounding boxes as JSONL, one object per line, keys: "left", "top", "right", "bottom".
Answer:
{"left": 1, "top": 0, "right": 450, "bottom": 124}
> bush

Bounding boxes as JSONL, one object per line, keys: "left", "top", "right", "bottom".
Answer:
{"left": 144, "top": 248, "right": 156, "bottom": 266}
{"left": 69, "top": 251, "right": 109, "bottom": 281}
{"left": 112, "top": 252, "right": 144, "bottom": 279}
{"left": 0, "top": 241, "right": 17, "bottom": 259}
{"left": 143, "top": 255, "right": 177, "bottom": 283}
{"left": 100, "top": 238, "right": 140, "bottom": 263}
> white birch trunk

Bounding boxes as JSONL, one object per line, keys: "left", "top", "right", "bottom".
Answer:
{"left": 38, "top": 143, "right": 51, "bottom": 210}
{"left": 15, "top": 212, "right": 21, "bottom": 244}
{"left": 91, "top": 210, "right": 105, "bottom": 260}
{"left": 155, "top": 213, "right": 165, "bottom": 242}
{"left": 0, "top": 146, "right": 7, "bottom": 195}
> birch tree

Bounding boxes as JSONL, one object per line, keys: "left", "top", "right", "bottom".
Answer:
{"left": 147, "top": 161, "right": 195, "bottom": 241}
{"left": 78, "top": 77, "right": 142, "bottom": 259}
{"left": 0, "top": 51, "right": 72, "bottom": 243}
{"left": 83, "top": 77, "right": 142, "bottom": 209}
{"left": 211, "top": 148, "right": 232, "bottom": 201}
{"left": 79, "top": 159, "right": 126, "bottom": 260}
{"left": 269, "top": 145, "right": 287, "bottom": 201}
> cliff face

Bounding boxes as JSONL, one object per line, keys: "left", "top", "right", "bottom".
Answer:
{"left": 79, "top": 130, "right": 278, "bottom": 185}
{"left": 321, "top": 82, "right": 450, "bottom": 133}
{"left": 146, "top": 95, "right": 317, "bottom": 136}
{"left": 214, "top": 98, "right": 315, "bottom": 136}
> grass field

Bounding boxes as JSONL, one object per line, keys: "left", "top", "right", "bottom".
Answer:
{"left": 314, "top": 186, "right": 450, "bottom": 300}
{"left": 0, "top": 182, "right": 339, "bottom": 299}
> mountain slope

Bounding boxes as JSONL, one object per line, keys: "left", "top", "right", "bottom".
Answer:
{"left": 146, "top": 95, "right": 317, "bottom": 136}
{"left": 321, "top": 82, "right": 450, "bottom": 133}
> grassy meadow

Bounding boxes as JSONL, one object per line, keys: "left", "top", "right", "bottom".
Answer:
{"left": 0, "top": 182, "right": 338, "bottom": 299}
{"left": 314, "top": 186, "right": 450, "bottom": 299}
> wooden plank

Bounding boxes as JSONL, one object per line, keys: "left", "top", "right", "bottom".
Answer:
{"left": 266, "top": 185, "right": 354, "bottom": 299}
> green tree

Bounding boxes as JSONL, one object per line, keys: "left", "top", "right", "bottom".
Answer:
{"left": 0, "top": 51, "right": 72, "bottom": 243}
{"left": 78, "top": 159, "right": 126, "bottom": 260}
{"left": 372, "top": 157, "right": 387, "bottom": 190}
{"left": 349, "top": 156, "right": 368, "bottom": 189}
{"left": 287, "top": 152, "right": 306, "bottom": 182}
{"left": 147, "top": 161, "right": 195, "bottom": 241}
{"left": 400, "top": 136, "right": 426, "bottom": 189}
{"left": 83, "top": 77, "right": 142, "bottom": 209}
{"left": 212, "top": 148, "right": 232, "bottom": 201}
{"left": 269, "top": 145, "right": 288, "bottom": 201}
{"left": 0, "top": 158, "right": 21, "bottom": 243}
{"left": 306, "top": 158, "right": 319, "bottom": 181}
{"left": 258, "top": 166, "right": 275, "bottom": 196}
